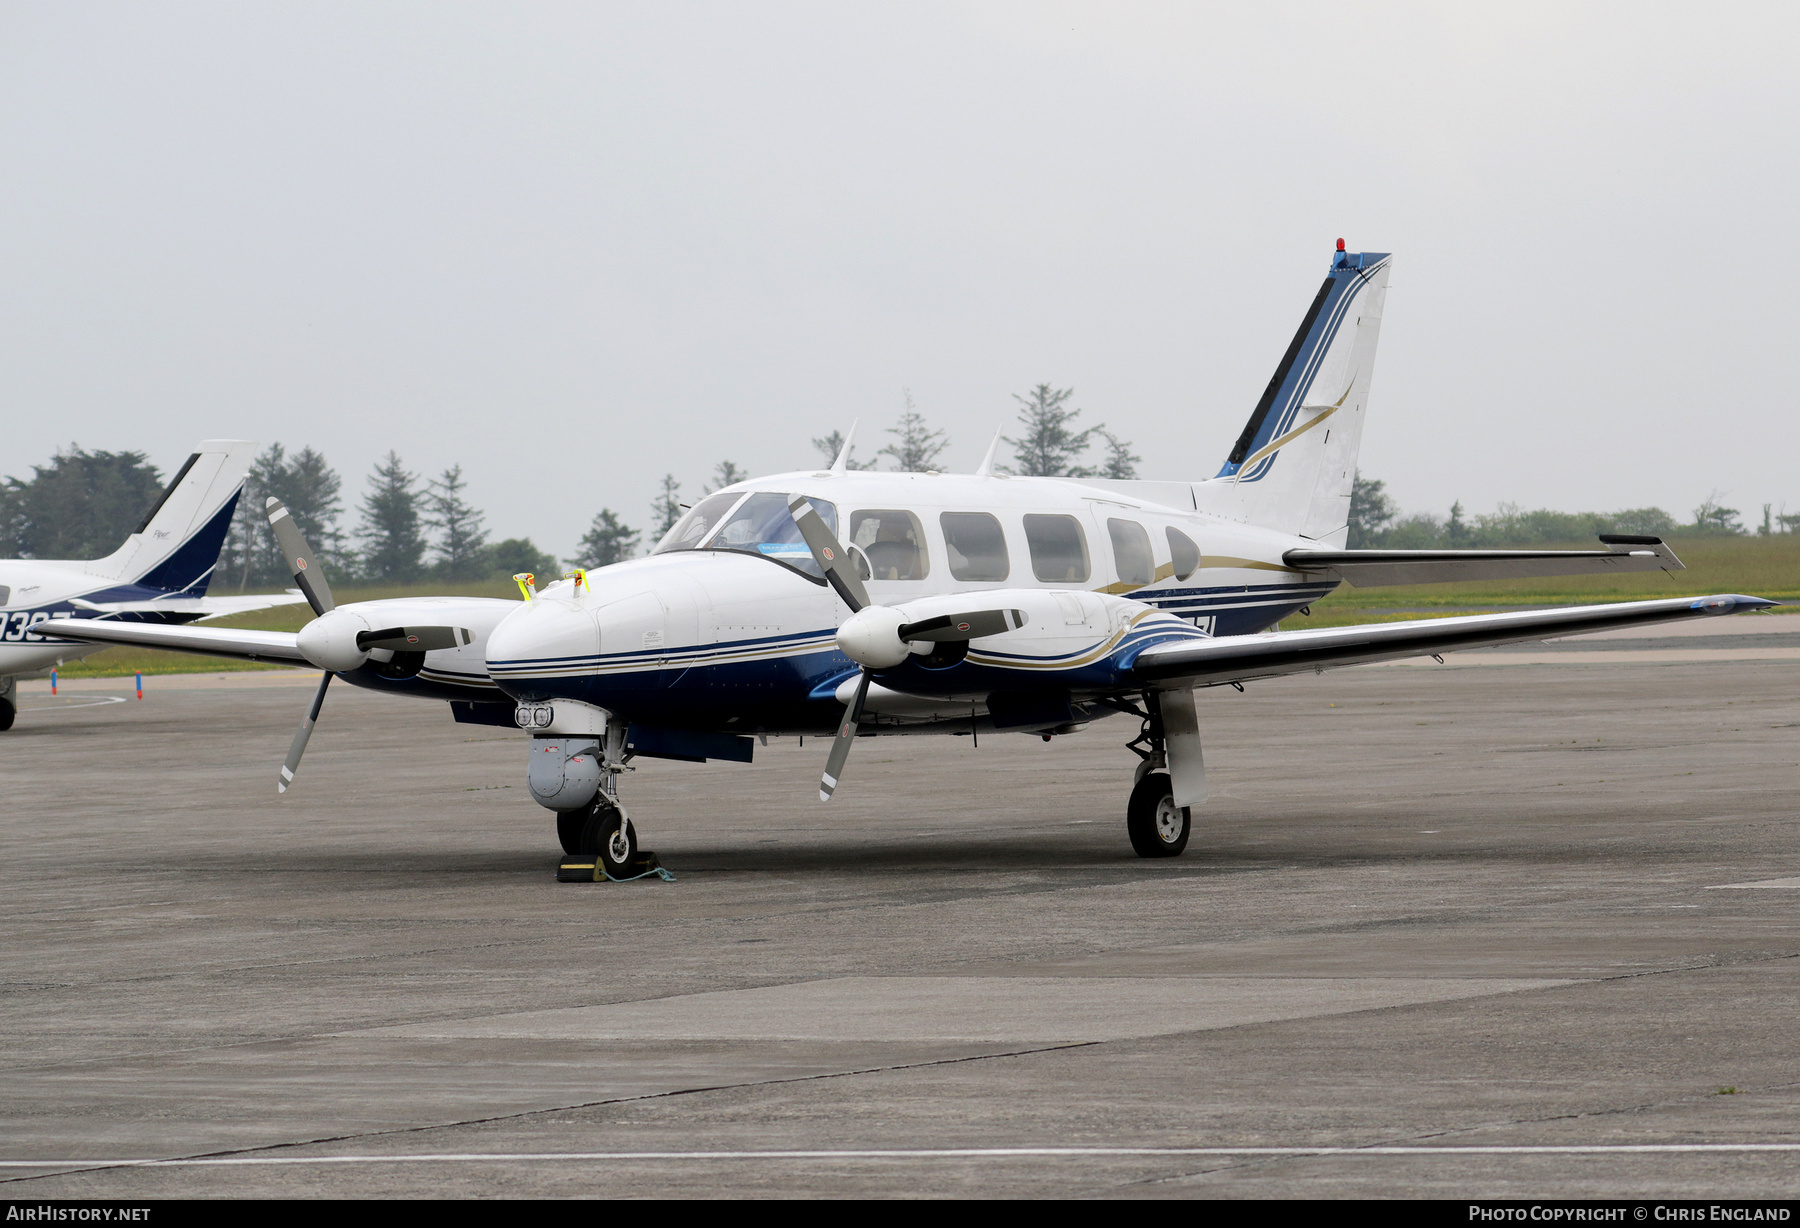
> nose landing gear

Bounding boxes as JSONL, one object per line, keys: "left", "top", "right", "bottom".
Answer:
{"left": 559, "top": 796, "right": 638, "bottom": 877}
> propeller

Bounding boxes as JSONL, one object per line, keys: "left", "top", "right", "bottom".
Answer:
{"left": 268, "top": 496, "right": 334, "bottom": 617}
{"left": 264, "top": 498, "right": 471, "bottom": 793}
{"left": 785, "top": 494, "right": 1026, "bottom": 801}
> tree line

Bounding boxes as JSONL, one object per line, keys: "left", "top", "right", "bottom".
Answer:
{"left": 0, "top": 384, "right": 1133, "bottom": 583}
{"left": 1347, "top": 474, "right": 1800, "bottom": 549}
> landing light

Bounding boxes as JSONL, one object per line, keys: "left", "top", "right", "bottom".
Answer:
{"left": 515, "top": 704, "right": 555, "bottom": 729}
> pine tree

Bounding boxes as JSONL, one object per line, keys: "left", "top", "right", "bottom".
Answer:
{"left": 1005, "top": 384, "right": 1099, "bottom": 477}
{"left": 811, "top": 430, "right": 876, "bottom": 470}
{"left": 651, "top": 474, "right": 684, "bottom": 539}
{"left": 1347, "top": 472, "right": 1396, "bottom": 548}
{"left": 1, "top": 445, "right": 165, "bottom": 560}
{"left": 706, "top": 460, "right": 747, "bottom": 493}
{"left": 1094, "top": 429, "right": 1140, "bottom": 480}
{"left": 879, "top": 391, "right": 950, "bottom": 472}
{"left": 356, "top": 451, "right": 427, "bottom": 582}
{"left": 424, "top": 465, "right": 489, "bottom": 580}
{"left": 224, "top": 444, "right": 346, "bottom": 587}
{"left": 570, "top": 509, "right": 640, "bottom": 568}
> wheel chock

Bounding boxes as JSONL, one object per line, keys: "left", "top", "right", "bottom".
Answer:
{"left": 556, "top": 851, "right": 669, "bottom": 883}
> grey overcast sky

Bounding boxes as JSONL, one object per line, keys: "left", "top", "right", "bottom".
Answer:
{"left": 2, "top": 2, "right": 1796, "bottom": 556}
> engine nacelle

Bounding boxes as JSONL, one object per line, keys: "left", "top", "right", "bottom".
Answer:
{"left": 295, "top": 609, "right": 372, "bottom": 673}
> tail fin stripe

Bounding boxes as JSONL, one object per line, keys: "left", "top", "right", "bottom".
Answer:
{"left": 1227, "top": 278, "right": 1334, "bottom": 465}
{"left": 132, "top": 453, "right": 201, "bottom": 535}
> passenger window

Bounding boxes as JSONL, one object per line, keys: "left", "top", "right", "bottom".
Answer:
{"left": 1166, "top": 526, "right": 1201, "bottom": 581}
{"left": 1107, "top": 519, "right": 1154, "bottom": 587}
{"left": 0, "top": 586, "right": 9, "bottom": 606}
{"left": 849, "top": 510, "right": 929, "bottom": 580}
{"left": 1023, "top": 514, "right": 1090, "bottom": 584}
{"left": 940, "top": 512, "right": 1010, "bottom": 582}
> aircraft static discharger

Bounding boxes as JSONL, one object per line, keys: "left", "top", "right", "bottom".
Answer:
{"left": 40, "top": 243, "right": 1777, "bottom": 876}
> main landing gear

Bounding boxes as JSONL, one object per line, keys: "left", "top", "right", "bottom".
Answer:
{"left": 1120, "top": 690, "right": 1200, "bottom": 859}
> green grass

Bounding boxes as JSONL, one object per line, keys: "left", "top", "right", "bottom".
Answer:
{"left": 1297, "top": 535, "right": 1800, "bottom": 628}
{"left": 55, "top": 579, "right": 524, "bottom": 678}
{"left": 53, "top": 537, "right": 1799, "bottom": 676}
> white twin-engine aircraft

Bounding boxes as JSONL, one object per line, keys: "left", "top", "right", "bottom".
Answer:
{"left": 0, "top": 439, "right": 307, "bottom": 730}
{"left": 41, "top": 244, "right": 1775, "bottom": 876}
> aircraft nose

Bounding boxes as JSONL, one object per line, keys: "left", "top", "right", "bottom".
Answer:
{"left": 485, "top": 594, "right": 601, "bottom": 702}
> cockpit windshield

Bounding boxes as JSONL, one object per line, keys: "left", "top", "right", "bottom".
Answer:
{"left": 650, "top": 490, "right": 839, "bottom": 581}
{"left": 652, "top": 492, "right": 744, "bottom": 554}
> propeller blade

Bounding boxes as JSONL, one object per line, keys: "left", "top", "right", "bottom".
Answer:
{"left": 820, "top": 669, "right": 871, "bottom": 802}
{"left": 278, "top": 672, "right": 332, "bottom": 794}
{"left": 266, "top": 497, "right": 335, "bottom": 617}
{"left": 787, "top": 494, "right": 869, "bottom": 613}
{"left": 354, "top": 626, "right": 473, "bottom": 653}
{"left": 896, "top": 609, "right": 1028, "bottom": 642}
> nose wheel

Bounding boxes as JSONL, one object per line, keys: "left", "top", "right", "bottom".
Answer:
{"left": 558, "top": 798, "right": 638, "bottom": 877}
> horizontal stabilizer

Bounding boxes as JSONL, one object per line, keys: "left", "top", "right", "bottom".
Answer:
{"left": 67, "top": 591, "right": 310, "bottom": 619}
{"left": 33, "top": 616, "right": 310, "bottom": 664}
{"left": 1284, "top": 536, "right": 1683, "bottom": 588}
{"left": 1128, "top": 593, "right": 1774, "bottom": 690}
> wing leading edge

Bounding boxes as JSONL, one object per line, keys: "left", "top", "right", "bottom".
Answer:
{"left": 33, "top": 617, "right": 310, "bottom": 665}
{"left": 1127, "top": 594, "right": 1776, "bottom": 690}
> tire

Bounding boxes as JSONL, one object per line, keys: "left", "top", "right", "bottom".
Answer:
{"left": 556, "top": 810, "right": 587, "bottom": 855}
{"left": 563, "top": 799, "right": 637, "bottom": 876}
{"left": 0, "top": 697, "right": 13, "bottom": 732}
{"left": 1127, "top": 771, "right": 1189, "bottom": 858}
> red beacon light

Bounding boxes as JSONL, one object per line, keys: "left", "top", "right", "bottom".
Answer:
{"left": 1336, "top": 238, "right": 1346, "bottom": 252}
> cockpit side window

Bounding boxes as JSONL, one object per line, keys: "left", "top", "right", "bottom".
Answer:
{"left": 699, "top": 491, "right": 838, "bottom": 579}
{"left": 1166, "top": 526, "right": 1201, "bottom": 581}
{"left": 940, "top": 512, "right": 1009, "bottom": 582}
{"left": 849, "top": 510, "right": 929, "bottom": 581}
{"left": 1023, "top": 514, "right": 1090, "bottom": 584}
{"left": 1107, "top": 519, "right": 1154, "bottom": 587}
{"left": 653, "top": 492, "right": 744, "bottom": 554}
{"left": 0, "top": 586, "right": 10, "bottom": 606}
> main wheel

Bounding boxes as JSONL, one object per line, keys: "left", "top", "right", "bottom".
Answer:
{"left": 1127, "top": 771, "right": 1190, "bottom": 858}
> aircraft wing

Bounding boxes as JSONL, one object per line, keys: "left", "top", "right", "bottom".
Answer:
{"left": 1284, "top": 535, "right": 1683, "bottom": 587}
{"left": 33, "top": 616, "right": 310, "bottom": 665}
{"left": 69, "top": 591, "right": 310, "bottom": 619}
{"left": 1126, "top": 594, "right": 1775, "bottom": 690}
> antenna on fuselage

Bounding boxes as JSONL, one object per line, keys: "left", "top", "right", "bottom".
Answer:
{"left": 829, "top": 420, "right": 859, "bottom": 475}
{"left": 972, "top": 427, "right": 1003, "bottom": 477}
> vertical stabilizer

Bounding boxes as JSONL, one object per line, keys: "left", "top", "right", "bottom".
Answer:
{"left": 83, "top": 440, "right": 255, "bottom": 593}
{"left": 1193, "top": 243, "right": 1391, "bottom": 544}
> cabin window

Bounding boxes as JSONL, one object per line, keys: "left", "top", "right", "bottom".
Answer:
{"left": 1107, "top": 519, "right": 1154, "bottom": 587}
{"left": 0, "top": 586, "right": 9, "bottom": 606}
{"left": 1166, "top": 526, "right": 1201, "bottom": 581}
{"left": 701, "top": 492, "right": 838, "bottom": 578}
{"left": 1023, "top": 514, "right": 1090, "bottom": 584}
{"left": 940, "top": 512, "right": 1009, "bottom": 581}
{"left": 849, "top": 510, "right": 929, "bottom": 580}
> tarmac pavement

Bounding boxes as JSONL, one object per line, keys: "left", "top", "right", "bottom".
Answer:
{"left": 2, "top": 649, "right": 1797, "bottom": 1199}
